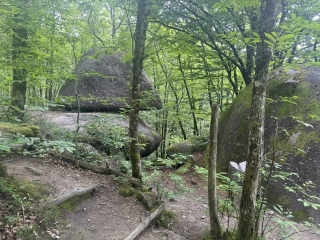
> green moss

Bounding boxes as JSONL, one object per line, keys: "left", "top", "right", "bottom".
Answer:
{"left": 167, "top": 136, "right": 208, "bottom": 158}
{"left": 138, "top": 192, "right": 158, "bottom": 210}
{"left": 0, "top": 163, "right": 7, "bottom": 178}
{"left": 174, "top": 161, "right": 193, "bottom": 175}
{"left": 138, "top": 133, "right": 148, "bottom": 144}
{"left": 293, "top": 209, "right": 308, "bottom": 222}
{"left": 277, "top": 195, "right": 292, "bottom": 208}
{"left": 10, "top": 126, "right": 34, "bottom": 137}
{"left": 157, "top": 210, "right": 177, "bottom": 228}
{"left": 59, "top": 192, "right": 92, "bottom": 211}
{"left": 0, "top": 122, "right": 40, "bottom": 137}
{"left": 118, "top": 184, "right": 138, "bottom": 197}
{"left": 275, "top": 130, "right": 320, "bottom": 157}
{"left": 28, "top": 125, "right": 40, "bottom": 135}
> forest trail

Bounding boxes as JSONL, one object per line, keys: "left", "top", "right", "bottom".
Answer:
{"left": 2, "top": 153, "right": 319, "bottom": 240}
{"left": 2, "top": 154, "right": 209, "bottom": 240}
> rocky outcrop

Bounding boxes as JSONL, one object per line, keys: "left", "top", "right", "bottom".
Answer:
{"left": 218, "top": 67, "right": 320, "bottom": 223}
{"left": 41, "top": 111, "right": 161, "bottom": 157}
{"left": 166, "top": 136, "right": 208, "bottom": 159}
{"left": 59, "top": 50, "right": 162, "bottom": 112}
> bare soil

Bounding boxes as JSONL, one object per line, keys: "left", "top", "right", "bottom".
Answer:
{"left": 1, "top": 153, "right": 319, "bottom": 240}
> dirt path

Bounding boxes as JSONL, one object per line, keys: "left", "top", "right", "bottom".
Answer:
{"left": 2, "top": 154, "right": 319, "bottom": 240}
{"left": 2, "top": 154, "right": 209, "bottom": 240}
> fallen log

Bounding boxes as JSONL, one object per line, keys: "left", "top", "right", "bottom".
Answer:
{"left": 124, "top": 204, "right": 165, "bottom": 240}
{"left": 50, "top": 153, "right": 108, "bottom": 174}
{"left": 43, "top": 185, "right": 97, "bottom": 208}
{"left": 50, "top": 153, "right": 142, "bottom": 187}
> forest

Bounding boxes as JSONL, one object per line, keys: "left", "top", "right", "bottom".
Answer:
{"left": 0, "top": 0, "right": 320, "bottom": 239}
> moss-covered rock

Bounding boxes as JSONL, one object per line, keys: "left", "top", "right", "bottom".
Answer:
{"left": 218, "top": 66, "right": 320, "bottom": 223}
{"left": 0, "top": 163, "right": 7, "bottom": 178}
{"left": 118, "top": 184, "right": 138, "bottom": 197}
{"left": 138, "top": 192, "right": 159, "bottom": 211}
{"left": 166, "top": 136, "right": 208, "bottom": 160}
{"left": 0, "top": 122, "right": 40, "bottom": 137}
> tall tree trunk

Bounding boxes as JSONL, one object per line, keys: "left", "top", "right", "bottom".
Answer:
{"left": 129, "top": 0, "right": 150, "bottom": 180}
{"left": 10, "top": 0, "right": 29, "bottom": 120}
{"left": 169, "top": 82, "right": 187, "bottom": 140}
{"left": 237, "top": 1, "right": 279, "bottom": 240}
{"left": 207, "top": 104, "right": 222, "bottom": 239}
{"left": 177, "top": 54, "right": 199, "bottom": 136}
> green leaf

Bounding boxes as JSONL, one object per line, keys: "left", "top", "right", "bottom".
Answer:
{"left": 278, "top": 34, "right": 295, "bottom": 42}
{"left": 265, "top": 32, "right": 277, "bottom": 43}
{"left": 290, "top": 13, "right": 297, "bottom": 20}
{"left": 0, "top": 145, "right": 10, "bottom": 152}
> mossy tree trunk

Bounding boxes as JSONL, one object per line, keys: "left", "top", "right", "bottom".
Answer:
{"left": 129, "top": 0, "right": 150, "bottom": 180}
{"left": 10, "top": 0, "right": 29, "bottom": 121}
{"left": 237, "top": 1, "right": 279, "bottom": 240}
{"left": 207, "top": 104, "right": 222, "bottom": 239}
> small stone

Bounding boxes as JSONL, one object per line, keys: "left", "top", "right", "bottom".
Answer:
{"left": 83, "top": 208, "right": 86, "bottom": 211}
{"left": 201, "top": 216, "right": 205, "bottom": 219}
{"left": 87, "top": 219, "right": 90, "bottom": 222}
{"left": 268, "top": 210, "right": 274, "bottom": 215}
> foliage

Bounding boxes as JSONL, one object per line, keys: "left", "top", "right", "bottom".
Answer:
{"left": 84, "top": 117, "right": 131, "bottom": 156}
{"left": 142, "top": 167, "right": 193, "bottom": 203}
{"left": 0, "top": 168, "right": 64, "bottom": 239}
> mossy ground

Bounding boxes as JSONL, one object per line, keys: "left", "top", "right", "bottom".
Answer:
{"left": 0, "top": 169, "right": 53, "bottom": 239}
{"left": 0, "top": 122, "right": 40, "bottom": 137}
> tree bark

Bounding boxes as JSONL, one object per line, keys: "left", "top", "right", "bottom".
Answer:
{"left": 129, "top": 0, "right": 150, "bottom": 180}
{"left": 43, "top": 185, "right": 97, "bottom": 207}
{"left": 10, "top": 0, "right": 29, "bottom": 120}
{"left": 177, "top": 54, "right": 199, "bottom": 136}
{"left": 124, "top": 204, "right": 165, "bottom": 240}
{"left": 237, "top": 1, "right": 279, "bottom": 240}
{"left": 207, "top": 104, "right": 222, "bottom": 239}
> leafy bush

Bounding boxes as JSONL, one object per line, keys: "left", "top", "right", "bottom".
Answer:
{"left": 143, "top": 168, "right": 193, "bottom": 203}
{"left": 84, "top": 117, "right": 130, "bottom": 156}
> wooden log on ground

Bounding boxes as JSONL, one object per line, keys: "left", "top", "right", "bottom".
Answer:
{"left": 43, "top": 185, "right": 97, "bottom": 208}
{"left": 50, "top": 153, "right": 143, "bottom": 188}
{"left": 125, "top": 204, "right": 165, "bottom": 240}
{"left": 50, "top": 153, "right": 108, "bottom": 174}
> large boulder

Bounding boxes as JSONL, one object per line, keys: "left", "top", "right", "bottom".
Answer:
{"left": 218, "top": 67, "right": 320, "bottom": 223}
{"left": 41, "top": 111, "right": 161, "bottom": 157}
{"left": 166, "top": 136, "right": 208, "bottom": 159}
{"left": 59, "top": 50, "right": 162, "bottom": 112}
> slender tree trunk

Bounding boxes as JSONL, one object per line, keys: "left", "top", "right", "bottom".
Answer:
{"left": 10, "top": 0, "right": 29, "bottom": 120}
{"left": 207, "top": 104, "right": 222, "bottom": 239}
{"left": 169, "top": 82, "right": 187, "bottom": 140}
{"left": 160, "top": 82, "right": 169, "bottom": 158}
{"left": 177, "top": 54, "right": 199, "bottom": 136}
{"left": 129, "top": 0, "right": 150, "bottom": 180}
{"left": 237, "top": 1, "right": 279, "bottom": 240}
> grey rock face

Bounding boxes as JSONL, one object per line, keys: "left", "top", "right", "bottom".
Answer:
{"left": 218, "top": 67, "right": 320, "bottom": 223}
{"left": 42, "top": 111, "right": 161, "bottom": 157}
{"left": 59, "top": 50, "right": 162, "bottom": 112}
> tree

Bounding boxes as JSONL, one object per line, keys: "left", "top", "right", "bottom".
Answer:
{"left": 207, "top": 103, "right": 222, "bottom": 239}
{"left": 237, "top": 1, "right": 279, "bottom": 239}
{"left": 10, "top": 0, "right": 29, "bottom": 120}
{"left": 129, "top": 0, "right": 150, "bottom": 180}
